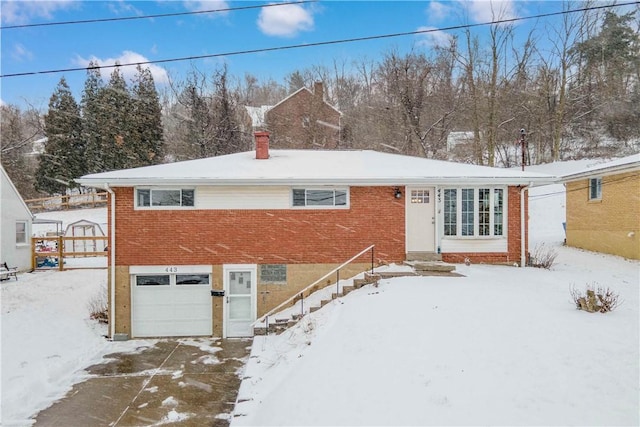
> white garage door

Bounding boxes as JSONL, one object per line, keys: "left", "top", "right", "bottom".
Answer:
{"left": 131, "top": 266, "right": 212, "bottom": 338}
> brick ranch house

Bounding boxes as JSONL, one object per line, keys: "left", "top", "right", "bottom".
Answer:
{"left": 77, "top": 133, "right": 553, "bottom": 340}
{"left": 562, "top": 153, "right": 640, "bottom": 260}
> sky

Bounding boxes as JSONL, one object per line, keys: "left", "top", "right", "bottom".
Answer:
{"left": 0, "top": 1, "right": 617, "bottom": 110}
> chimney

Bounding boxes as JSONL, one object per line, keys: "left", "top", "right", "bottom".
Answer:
{"left": 314, "top": 81, "right": 324, "bottom": 100}
{"left": 255, "top": 131, "right": 269, "bottom": 160}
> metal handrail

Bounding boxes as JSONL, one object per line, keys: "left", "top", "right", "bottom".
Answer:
{"left": 253, "top": 244, "right": 375, "bottom": 327}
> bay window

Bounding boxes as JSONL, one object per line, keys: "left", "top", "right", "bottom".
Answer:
{"left": 443, "top": 187, "right": 506, "bottom": 237}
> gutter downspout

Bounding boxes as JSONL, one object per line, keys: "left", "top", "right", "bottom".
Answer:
{"left": 520, "top": 183, "right": 532, "bottom": 268}
{"left": 105, "top": 184, "right": 116, "bottom": 339}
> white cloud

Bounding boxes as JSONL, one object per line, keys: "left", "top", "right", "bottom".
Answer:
{"left": 73, "top": 51, "right": 169, "bottom": 85}
{"left": 416, "top": 26, "right": 454, "bottom": 48}
{"left": 427, "top": 1, "right": 451, "bottom": 22}
{"left": 257, "top": 3, "right": 314, "bottom": 37}
{"left": 462, "top": 0, "right": 518, "bottom": 23}
{"left": 0, "top": 0, "right": 76, "bottom": 25}
{"left": 183, "top": 0, "right": 230, "bottom": 17}
{"left": 11, "top": 43, "right": 34, "bottom": 62}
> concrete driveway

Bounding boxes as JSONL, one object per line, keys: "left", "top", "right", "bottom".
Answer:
{"left": 34, "top": 338, "right": 251, "bottom": 426}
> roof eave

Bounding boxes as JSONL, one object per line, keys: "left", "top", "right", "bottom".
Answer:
{"left": 76, "top": 176, "right": 556, "bottom": 188}
{"left": 561, "top": 163, "right": 640, "bottom": 182}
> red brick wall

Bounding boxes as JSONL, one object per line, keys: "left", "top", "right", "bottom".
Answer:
{"left": 266, "top": 88, "right": 341, "bottom": 149}
{"left": 113, "top": 186, "right": 405, "bottom": 266}
{"left": 442, "top": 186, "right": 528, "bottom": 265}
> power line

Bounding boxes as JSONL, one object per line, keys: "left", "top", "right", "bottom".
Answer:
{"left": 0, "top": 1, "right": 315, "bottom": 30}
{"left": 1, "top": 1, "right": 638, "bottom": 79}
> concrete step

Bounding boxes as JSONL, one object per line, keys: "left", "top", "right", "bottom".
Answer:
{"left": 407, "top": 260, "right": 456, "bottom": 273}
{"left": 406, "top": 252, "right": 442, "bottom": 262}
{"left": 353, "top": 278, "right": 367, "bottom": 288}
{"left": 320, "top": 299, "right": 332, "bottom": 307}
{"left": 374, "top": 271, "right": 417, "bottom": 279}
{"left": 342, "top": 285, "right": 355, "bottom": 295}
{"left": 310, "top": 306, "right": 322, "bottom": 313}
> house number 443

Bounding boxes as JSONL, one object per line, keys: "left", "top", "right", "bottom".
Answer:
{"left": 164, "top": 267, "right": 178, "bottom": 273}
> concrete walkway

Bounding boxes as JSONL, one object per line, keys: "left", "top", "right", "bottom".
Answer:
{"left": 34, "top": 338, "right": 251, "bottom": 427}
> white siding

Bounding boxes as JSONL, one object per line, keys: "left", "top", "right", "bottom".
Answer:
{"left": 198, "top": 186, "right": 290, "bottom": 209}
{"left": 1, "top": 167, "right": 32, "bottom": 271}
{"left": 440, "top": 238, "right": 508, "bottom": 253}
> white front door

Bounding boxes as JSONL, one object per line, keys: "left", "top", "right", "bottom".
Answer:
{"left": 405, "top": 187, "right": 436, "bottom": 253}
{"left": 223, "top": 264, "right": 257, "bottom": 338}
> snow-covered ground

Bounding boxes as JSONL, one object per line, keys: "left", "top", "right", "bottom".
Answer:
{"left": 232, "top": 248, "right": 639, "bottom": 426}
{"left": 2, "top": 159, "right": 639, "bottom": 426}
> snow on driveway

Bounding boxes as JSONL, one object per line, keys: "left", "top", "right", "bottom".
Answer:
{"left": 233, "top": 247, "right": 639, "bottom": 426}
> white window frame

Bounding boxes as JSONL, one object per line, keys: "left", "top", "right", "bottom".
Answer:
{"left": 589, "top": 177, "right": 602, "bottom": 200}
{"left": 130, "top": 265, "right": 212, "bottom": 286}
{"left": 442, "top": 187, "right": 507, "bottom": 239}
{"left": 16, "top": 220, "right": 28, "bottom": 245}
{"left": 291, "top": 187, "right": 350, "bottom": 209}
{"left": 135, "top": 187, "right": 196, "bottom": 210}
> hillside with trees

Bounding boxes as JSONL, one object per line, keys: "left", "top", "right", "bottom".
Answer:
{"left": 1, "top": 7, "right": 638, "bottom": 198}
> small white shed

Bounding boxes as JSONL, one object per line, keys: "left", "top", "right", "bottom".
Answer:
{"left": 0, "top": 166, "right": 34, "bottom": 271}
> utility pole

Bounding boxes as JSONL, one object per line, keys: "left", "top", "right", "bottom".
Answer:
{"left": 519, "top": 128, "right": 526, "bottom": 171}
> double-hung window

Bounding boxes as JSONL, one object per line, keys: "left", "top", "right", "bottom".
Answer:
{"left": 16, "top": 221, "right": 27, "bottom": 245}
{"left": 443, "top": 187, "right": 505, "bottom": 237}
{"left": 136, "top": 188, "right": 195, "bottom": 208}
{"left": 292, "top": 188, "right": 348, "bottom": 208}
{"left": 589, "top": 178, "right": 602, "bottom": 200}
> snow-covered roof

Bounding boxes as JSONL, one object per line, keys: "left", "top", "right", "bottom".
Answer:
{"left": 561, "top": 153, "right": 640, "bottom": 182}
{"left": 77, "top": 150, "right": 555, "bottom": 188}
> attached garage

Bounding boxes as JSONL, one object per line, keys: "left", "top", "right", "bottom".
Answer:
{"left": 130, "top": 266, "right": 213, "bottom": 338}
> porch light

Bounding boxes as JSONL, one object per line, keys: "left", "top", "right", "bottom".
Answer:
{"left": 394, "top": 187, "right": 402, "bottom": 199}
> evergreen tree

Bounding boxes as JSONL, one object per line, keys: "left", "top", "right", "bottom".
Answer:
{"left": 36, "top": 77, "right": 83, "bottom": 195}
{"left": 131, "top": 65, "right": 164, "bottom": 165}
{"left": 82, "top": 61, "right": 105, "bottom": 173}
{"left": 99, "top": 65, "right": 133, "bottom": 171}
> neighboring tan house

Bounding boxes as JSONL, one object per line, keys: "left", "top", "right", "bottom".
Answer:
{"left": 1, "top": 165, "right": 33, "bottom": 271}
{"left": 77, "top": 132, "right": 553, "bottom": 340}
{"left": 562, "top": 153, "right": 640, "bottom": 260}
{"left": 265, "top": 82, "right": 341, "bottom": 149}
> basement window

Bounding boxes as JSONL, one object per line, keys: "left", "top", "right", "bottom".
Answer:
{"left": 292, "top": 188, "right": 349, "bottom": 208}
{"left": 260, "top": 264, "right": 287, "bottom": 284}
{"left": 136, "top": 188, "right": 195, "bottom": 208}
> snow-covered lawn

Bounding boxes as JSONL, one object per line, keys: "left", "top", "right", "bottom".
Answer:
{"left": 232, "top": 246, "right": 639, "bottom": 426}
